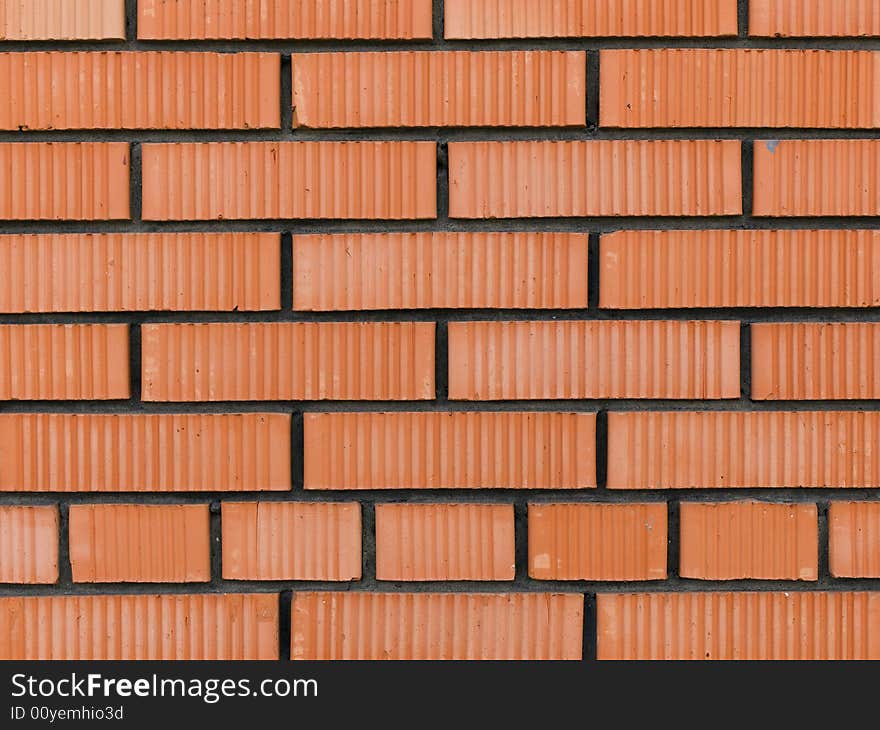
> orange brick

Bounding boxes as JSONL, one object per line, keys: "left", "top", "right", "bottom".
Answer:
{"left": 449, "top": 141, "right": 741, "bottom": 218}
{"left": 0, "top": 52, "right": 279, "bottom": 130}
{"left": 0, "top": 233, "right": 280, "bottom": 313}
{"left": 754, "top": 140, "right": 880, "bottom": 217}
{"left": 0, "top": 505, "right": 58, "bottom": 583}
{"left": 0, "top": 413, "right": 291, "bottom": 492}
{"left": 0, "top": 143, "right": 129, "bottom": 220}
{"left": 608, "top": 411, "right": 880, "bottom": 489}
{"left": 138, "top": 0, "right": 433, "bottom": 39}
{"left": 222, "top": 502, "right": 361, "bottom": 581}
{"left": 292, "top": 51, "right": 585, "bottom": 128}
{"left": 293, "top": 232, "right": 589, "bottom": 311}
{"left": 448, "top": 320, "right": 740, "bottom": 400}
{"left": 679, "top": 501, "right": 818, "bottom": 580}
{"left": 142, "top": 141, "right": 435, "bottom": 221}
{"left": 69, "top": 504, "right": 210, "bottom": 583}
{"left": 141, "top": 322, "right": 435, "bottom": 401}
{"left": 598, "top": 592, "right": 880, "bottom": 659}
{"left": 601, "top": 50, "right": 880, "bottom": 128}
{"left": 291, "top": 592, "right": 583, "bottom": 659}
{"left": 0, "top": 0, "right": 125, "bottom": 39}
{"left": 0, "top": 593, "right": 278, "bottom": 659}
{"left": 445, "top": 0, "right": 737, "bottom": 38}
{"left": 600, "top": 230, "right": 880, "bottom": 309}
{"left": 830, "top": 502, "right": 880, "bottom": 578}
{"left": 752, "top": 323, "right": 880, "bottom": 400}
{"left": 0, "top": 324, "right": 129, "bottom": 400}
{"left": 303, "top": 412, "right": 596, "bottom": 490}
{"left": 528, "top": 503, "right": 667, "bottom": 581}
{"left": 375, "top": 504, "right": 515, "bottom": 581}
{"left": 750, "top": 0, "right": 880, "bottom": 37}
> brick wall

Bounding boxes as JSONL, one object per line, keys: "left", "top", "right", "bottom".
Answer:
{"left": 0, "top": 0, "right": 879, "bottom": 661}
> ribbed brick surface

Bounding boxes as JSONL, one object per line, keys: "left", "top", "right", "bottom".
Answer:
{"left": 0, "top": 52, "right": 280, "bottom": 130}
{"left": 0, "top": 505, "right": 58, "bottom": 584}
{"left": 221, "top": 502, "right": 361, "bottom": 581}
{"left": 292, "top": 51, "right": 585, "bottom": 128}
{"left": 0, "top": 413, "right": 291, "bottom": 492}
{"left": 0, "top": 233, "right": 280, "bottom": 313}
{"left": 303, "top": 412, "right": 596, "bottom": 490}
{"left": 601, "top": 50, "right": 880, "bottom": 128}
{"left": 598, "top": 592, "right": 880, "bottom": 660}
{"left": 291, "top": 592, "right": 584, "bottom": 660}
{"left": 449, "top": 141, "right": 742, "bottom": 218}
{"left": 528, "top": 503, "right": 667, "bottom": 581}
{"left": 0, "top": 593, "right": 279, "bottom": 659}
{"left": 141, "top": 322, "right": 435, "bottom": 401}
{"left": 293, "top": 232, "right": 589, "bottom": 311}
{"left": 444, "top": 0, "right": 738, "bottom": 38}
{"left": 3, "top": 0, "right": 880, "bottom": 666}
{"left": 448, "top": 320, "right": 740, "bottom": 400}
{"left": 679, "top": 501, "right": 818, "bottom": 580}
{"left": 0, "top": 324, "right": 129, "bottom": 400}
{"left": 608, "top": 411, "right": 880, "bottom": 489}
{"left": 138, "top": 0, "right": 433, "bottom": 39}
{"left": 600, "top": 230, "right": 880, "bottom": 309}
{"left": 69, "top": 504, "right": 210, "bottom": 583}
{"left": 375, "top": 503, "right": 516, "bottom": 581}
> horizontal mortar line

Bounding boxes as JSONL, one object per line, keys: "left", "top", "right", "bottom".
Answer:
{"left": 2, "top": 489, "right": 879, "bottom": 504}
{"left": 2, "top": 219, "right": 880, "bottom": 234}
{"left": 0, "top": 309, "right": 879, "bottom": 324}
{"left": 5, "top": 38, "right": 880, "bottom": 51}
{"left": 1, "top": 399, "right": 879, "bottom": 412}
{"left": 4, "top": 579, "right": 880, "bottom": 597}
{"left": 8, "top": 129, "right": 880, "bottom": 142}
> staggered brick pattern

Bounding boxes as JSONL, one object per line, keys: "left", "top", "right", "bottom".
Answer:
{"left": 1, "top": 0, "right": 879, "bottom": 662}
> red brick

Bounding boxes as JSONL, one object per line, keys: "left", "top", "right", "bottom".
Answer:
{"left": 608, "top": 411, "right": 880, "bottom": 489}
{"left": 0, "top": 324, "right": 129, "bottom": 400}
{"left": 679, "top": 501, "right": 818, "bottom": 580}
{"left": 0, "top": 233, "right": 280, "bottom": 313}
{"left": 0, "top": 0, "right": 125, "bottom": 39}
{"left": 0, "top": 143, "right": 129, "bottom": 220}
{"left": 141, "top": 322, "right": 435, "bottom": 401}
{"left": 750, "top": 0, "right": 880, "bottom": 37}
{"left": 69, "top": 504, "right": 210, "bottom": 583}
{"left": 752, "top": 323, "right": 880, "bottom": 400}
{"left": 598, "top": 592, "right": 880, "bottom": 659}
{"left": 291, "top": 592, "right": 584, "bottom": 659}
{"left": 602, "top": 50, "right": 880, "bottom": 128}
{"left": 222, "top": 502, "right": 361, "bottom": 581}
{"left": 830, "top": 502, "right": 880, "bottom": 578}
{"left": 0, "top": 413, "right": 291, "bottom": 492}
{"left": 754, "top": 140, "right": 880, "bottom": 217}
{"left": 600, "top": 230, "right": 880, "bottom": 309}
{"left": 293, "top": 232, "right": 589, "bottom": 311}
{"left": 138, "top": 0, "right": 433, "bottom": 39}
{"left": 141, "top": 141, "right": 436, "bottom": 220}
{"left": 303, "top": 412, "right": 596, "bottom": 490}
{"left": 375, "top": 503, "right": 515, "bottom": 581}
{"left": 0, "top": 52, "right": 279, "bottom": 130}
{"left": 0, "top": 593, "right": 278, "bottom": 659}
{"left": 445, "top": 0, "right": 737, "bottom": 38}
{"left": 292, "top": 51, "right": 585, "bottom": 128}
{"left": 528, "top": 503, "right": 667, "bottom": 581}
{"left": 448, "top": 320, "right": 740, "bottom": 400}
{"left": 0, "top": 505, "right": 58, "bottom": 584}
{"left": 449, "top": 141, "right": 742, "bottom": 218}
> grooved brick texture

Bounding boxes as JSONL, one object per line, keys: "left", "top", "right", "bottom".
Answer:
{"left": 292, "top": 51, "right": 586, "bottom": 128}
{"left": 4, "top": 0, "right": 880, "bottom": 664}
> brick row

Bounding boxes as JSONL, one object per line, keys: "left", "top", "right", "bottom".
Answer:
{"left": 3, "top": 412, "right": 880, "bottom": 493}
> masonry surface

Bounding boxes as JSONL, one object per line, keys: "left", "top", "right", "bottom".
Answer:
{"left": 0, "top": 0, "right": 880, "bottom": 661}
